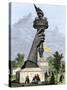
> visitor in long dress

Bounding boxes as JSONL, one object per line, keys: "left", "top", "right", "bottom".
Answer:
{"left": 32, "top": 74, "right": 40, "bottom": 84}
{"left": 25, "top": 75, "right": 30, "bottom": 84}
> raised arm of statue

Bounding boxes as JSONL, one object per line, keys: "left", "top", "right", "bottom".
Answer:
{"left": 27, "top": 29, "right": 45, "bottom": 63}
{"left": 21, "top": 29, "right": 45, "bottom": 68}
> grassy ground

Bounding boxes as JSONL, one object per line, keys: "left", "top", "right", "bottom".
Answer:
{"left": 10, "top": 80, "right": 55, "bottom": 87}
{"left": 11, "top": 75, "right": 16, "bottom": 81}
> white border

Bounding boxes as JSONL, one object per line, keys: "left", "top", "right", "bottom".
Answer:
{"left": 0, "top": 0, "right": 67, "bottom": 90}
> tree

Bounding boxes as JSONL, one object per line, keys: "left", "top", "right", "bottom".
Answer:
{"left": 11, "top": 60, "right": 17, "bottom": 68}
{"left": 61, "top": 61, "right": 65, "bottom": 72}
{"left": 11, "top": 53, "right": 24, "bottom": 69}
{"left": 53, "top": 51, "right": 63, "bottom": 72}
{"left": 47, "top": 56, "right": 54, "bottom": 69}
{"left": 53, "top": 51, "right": 63, "bottom": 83}
{"left": 15, "top": 53, "right": 24, "bottom": 67}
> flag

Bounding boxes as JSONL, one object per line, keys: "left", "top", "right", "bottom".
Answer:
{"left": 44, "top": 45, "right": 52, "bottom": 53}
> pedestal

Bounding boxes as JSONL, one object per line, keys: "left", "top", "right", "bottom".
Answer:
{"left": 16, "top": 68, "right": 45, "bottom": 83}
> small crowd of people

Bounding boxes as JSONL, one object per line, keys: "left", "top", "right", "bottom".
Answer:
{"left": 32, "top": 74, "right": 40, "bottom": 84}
{"left": 25, "top": 74, "right": 40, "bottom": 84}
{"left": 25, "top": 71, "right": 64, "bottom": 85}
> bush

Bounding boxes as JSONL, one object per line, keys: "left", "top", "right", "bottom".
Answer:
{"left": 49, "top": 72, "right": 55, "bottom": 85}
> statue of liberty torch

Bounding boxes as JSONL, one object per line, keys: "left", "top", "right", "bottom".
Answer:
{"left": 33, "top": 4, "right": 48, "bottom": 57}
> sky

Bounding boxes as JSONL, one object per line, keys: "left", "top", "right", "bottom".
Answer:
{"left": 11, "top": 3, "right": 65, "bottom": 34}
{"left": 11, "top": 3, "right": 65, "bottom": 60}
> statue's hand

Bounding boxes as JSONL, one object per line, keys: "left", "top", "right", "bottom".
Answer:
{"left": 33, "top": 29, "right": 45, "bottom": 48}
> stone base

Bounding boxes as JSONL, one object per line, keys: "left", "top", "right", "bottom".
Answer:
{"left": 16, "top": 68, "right": 45, "bottom": 83}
